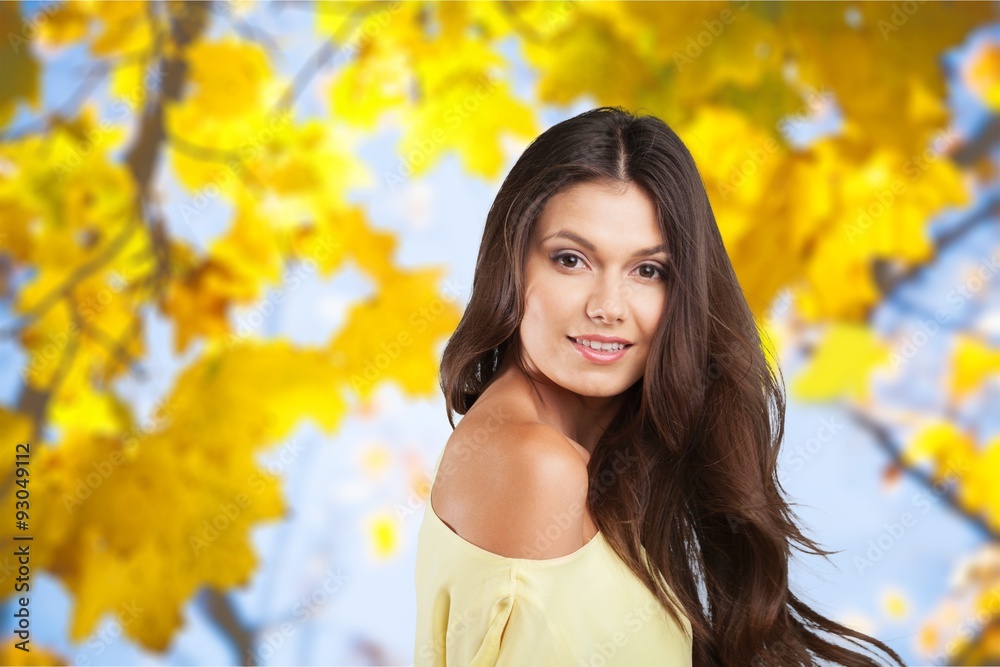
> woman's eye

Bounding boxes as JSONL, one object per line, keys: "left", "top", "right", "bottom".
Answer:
{"left": 554, "top": 253, "right": 582, "bottom": 269}
{"left": 637, "top": 264, "right": 664, "bottom": 280}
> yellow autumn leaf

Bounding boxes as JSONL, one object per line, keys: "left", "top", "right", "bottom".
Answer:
{"left": 109, "top": 58, "right": 160, "bottom": 111}
{"left": 901, "top": 421, "right": 974, "bottom": 469}
{"left": 333, "top": 265, "right": 462, "bottom": 401}
{"left": 684, "top": 105, "right": 787, "bottom": 241}
{"left": 963, "top": 41, "right": 1000, "bottom": 111}
{"left": 166, "top": 339, "right": 349, "bottom": 442}
{"left": 975, "top": 584, "right": 1000, "bottom": 625}
{"left": 329, "top": 49, "right": 411, "bottom": 129}
{"left": 182, "top": 38, "right": 272, "bottom": 121}
{"left": 210, "top": 192, "right": 285, "bottom": 290}
{"left": 49, "top": 383, "right": 129, "bottom": 437}
{"left": 792, "top": 323, "right": 889, "bottom": 401}
{"left": 521, "top": 2, "right": 653, "bottom": 110}
{"left": 786, "top": 1, "right": 993, "bottom": 153}
{"left": 951, "top": 334, "right": 1000, "bottom": 399}
{"left": 33, "top": 0, "right": 94, "bottom": 48}
{"left": 328, "top": 204, "right": 396, "bottom": 283}
{"left": 396, "top": 62, "right": 538, "bottom": 180}
{"left": 252, "top": 120, "right": 374, "bottom": 206}
{"left": 962, "top": 437, "right": 1000, "bottom": 531}
{"left": 161, "top": 262, "right": 231, "bottom": 355}
{"left": 88, "top": 1, "right": 153, "bottom": 57}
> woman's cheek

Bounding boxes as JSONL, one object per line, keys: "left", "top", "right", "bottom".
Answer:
{"left": 540, "top": 282, "right": 569, "bottom": 310}
{"left": 639, "top": 295, "right": 665, "bottom": 326}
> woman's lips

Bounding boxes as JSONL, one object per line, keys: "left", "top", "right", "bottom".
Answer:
{"left": 568, "top": 336, "right": 632, "bottom": 365}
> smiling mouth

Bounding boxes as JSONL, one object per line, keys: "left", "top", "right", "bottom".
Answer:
{"left": 566, "top": 336, "right": 634, "bottom": 352}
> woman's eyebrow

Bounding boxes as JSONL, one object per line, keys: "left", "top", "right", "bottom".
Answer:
{"left": 541, "top": 229, "right": 668, "bottom": 258}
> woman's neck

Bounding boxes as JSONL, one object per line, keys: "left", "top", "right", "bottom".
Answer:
{"left": 486, "top": 350, "right": 623, "bottom": 456}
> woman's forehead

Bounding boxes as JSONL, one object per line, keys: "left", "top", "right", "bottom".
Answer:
{"left": 531, "top": 184, "right": 665, "bottom": 249}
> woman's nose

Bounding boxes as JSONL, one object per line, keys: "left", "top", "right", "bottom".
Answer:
{"left": 586, "top": 278, "right": 627, "bottom": 323}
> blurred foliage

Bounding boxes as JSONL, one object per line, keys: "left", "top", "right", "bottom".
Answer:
{"left": 0, "top": 0, "right": 998, "bottom": 664}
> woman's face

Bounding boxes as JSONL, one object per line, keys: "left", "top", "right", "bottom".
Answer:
{"left": 518, "top": 180, "right": 668, "bottom": 398}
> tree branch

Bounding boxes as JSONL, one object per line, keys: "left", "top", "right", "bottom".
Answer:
{"left": 847, "top": 407, "right": 999, "bottom": 542}
{"left": 0, "top": 221, "right": 140, "bottom": 340}
{"left": 77, "top": 316, "right": 147, "bottom": 382}
{"left": 202, "top": 588, "right": 258, "bottom": 666}
{"left": 498, "top": 0, "right": 545, "bottom": 44}
{"left": 271, "top": 1, "right": 384, "bottom": 116}
{"left": 209, "top": 2, "right": 284, "bottom": 59}
{"left": 869, "top": 187, "right": 1000, "bottom": 312}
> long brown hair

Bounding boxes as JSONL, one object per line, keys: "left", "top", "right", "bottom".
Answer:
{"left": 439, "top": 106, "right": 906, "bottom": 666}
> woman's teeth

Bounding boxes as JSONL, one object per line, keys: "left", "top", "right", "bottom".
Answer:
{"left": 573, "top": 338, "right": 626, "bottom": 352}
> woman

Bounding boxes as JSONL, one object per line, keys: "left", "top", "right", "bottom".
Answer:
{"left": 413, "top": 106, "right": 906, "bottom": 666}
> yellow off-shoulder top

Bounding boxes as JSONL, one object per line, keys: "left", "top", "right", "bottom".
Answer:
{"left": 413, "top": 447, "right": 693, "bottom": 666}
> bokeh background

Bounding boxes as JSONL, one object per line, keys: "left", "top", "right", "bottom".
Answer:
{"left": 1, "top": 1, "right": 1000, "bottom": 665}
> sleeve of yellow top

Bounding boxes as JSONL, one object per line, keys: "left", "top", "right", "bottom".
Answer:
{"left": 469, "top": 592, "right": 516, "bottom": 667}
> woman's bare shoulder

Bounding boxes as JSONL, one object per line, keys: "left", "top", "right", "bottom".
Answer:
{"left": 439, "top": 391, "right": 582, "bottom": 477}
{"left": 431, "top": 398, "right": 593, "bottom": 559}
